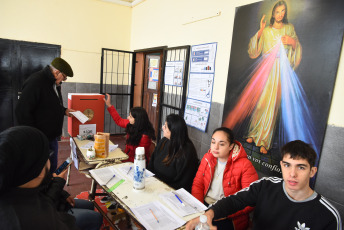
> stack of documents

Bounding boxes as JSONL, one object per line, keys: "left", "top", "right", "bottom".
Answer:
{"left": 117, "top": 164, "right": 155, "bottom": 179}
{"left": 89, "top": 166, "right": 124, "bottom": 192}
{"left": 159, "top": 188, "right": 207, "bottom": 217}
{"left": 131, "top": 201, "right": 186, "bottom": 230}
{"left": 131, "top": 188, "right": 207, "bottom": 230}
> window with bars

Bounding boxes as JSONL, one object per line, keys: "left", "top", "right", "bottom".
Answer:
{"left": 100, "top": 48, "right": 135, "bottom": 134}
{"left": 158, "top": 46, "right": 190, "bottom": 140}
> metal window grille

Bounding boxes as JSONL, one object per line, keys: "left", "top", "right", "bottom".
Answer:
{"left": 100, "top": 48, "right": 135, "bottom": 134}
{"left": 158, "top": 46, "right": 190, "bottom": 140}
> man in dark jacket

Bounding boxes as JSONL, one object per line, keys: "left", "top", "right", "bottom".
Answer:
{"left": 15, "top": 57, "right": 75, "bottom": 172}
{"left": 0, "top": 126, "right": 78, "bottom": 230}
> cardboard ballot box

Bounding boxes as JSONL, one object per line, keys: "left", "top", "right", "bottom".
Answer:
{"left": 68, "top": 93, "right": 105, "bottom": 137}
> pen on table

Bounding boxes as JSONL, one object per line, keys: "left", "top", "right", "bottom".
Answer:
{"left": 149, "top": 209, "right": 159, "bottom": 223}
{"left": 105, "top": 174, "right": 116, "bottom": 185}
{"left": 173, "top": 192, "right": 185, "bottom": 206}
{"left": 126, "top": 166, "right": 132, "bottom": 175}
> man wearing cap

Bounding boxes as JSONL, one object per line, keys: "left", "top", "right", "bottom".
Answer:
{"left": 0, "top": 126, "right": 78, "bottom": 230}
{"left": 15, "top": 57, "right": 75, "bottom": 172}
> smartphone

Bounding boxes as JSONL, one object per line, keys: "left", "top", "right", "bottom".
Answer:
{"left": 55, "top": 157, "right": 72, "bottom": 175}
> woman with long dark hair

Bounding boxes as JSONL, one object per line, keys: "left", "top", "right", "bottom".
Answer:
{"left": 104, "top": 94, "right": 156, "bottom": 163}
{"left": 147, "top": 114, "right": 198, "bottom": 192}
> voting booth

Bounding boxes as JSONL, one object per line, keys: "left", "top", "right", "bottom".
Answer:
{"left": 68, "top": 93, "right": 105, "bottom": 137}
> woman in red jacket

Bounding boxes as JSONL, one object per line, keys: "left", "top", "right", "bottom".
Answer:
{"left": 104, "top": 94, "right": 156, "bottom": 163}
{"left": 192, "top": 127, "right": 258, "bottom": 230}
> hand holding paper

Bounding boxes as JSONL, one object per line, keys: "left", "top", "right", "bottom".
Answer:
{"left": 70, "top": 111, "right": 89, "bottom": 124}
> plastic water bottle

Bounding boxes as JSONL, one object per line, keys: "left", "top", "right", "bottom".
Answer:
{"left": 195, "top": 215, "right": 210, "bottom": 230}
{"left": 133, "top": 147, "right": 145, "bottom": 190}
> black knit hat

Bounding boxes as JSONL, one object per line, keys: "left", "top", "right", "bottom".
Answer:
{"left": 51, "top": 57, "right": 74, "bottom": 77}
{"left": 0, "top": 126, "right": 50, "bottom": 192}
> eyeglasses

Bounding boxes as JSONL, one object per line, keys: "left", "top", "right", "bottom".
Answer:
{"left": 59, "top": 71, "right": 67, "bottom": 80}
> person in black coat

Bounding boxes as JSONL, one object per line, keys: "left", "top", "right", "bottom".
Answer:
{"left": 148, "top": 114, "right": 199, "bottom": 192}
{"left": 0, "top": 126, "right": 78, "bottom": 230}
{"left": 15, "top": 57, "right": 75, "bottom": 172}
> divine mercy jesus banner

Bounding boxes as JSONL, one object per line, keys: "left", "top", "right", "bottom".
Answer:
{"left": 222, "top": 0, "right": 344, "bottom": 184}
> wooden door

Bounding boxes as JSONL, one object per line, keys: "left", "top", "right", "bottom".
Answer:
{"left": 142, "top": 53, "right": 162, "bottom": 137}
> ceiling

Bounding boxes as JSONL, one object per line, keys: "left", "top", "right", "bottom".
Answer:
{"left": 101, "top": 0, "right": 145, "bottom": 7}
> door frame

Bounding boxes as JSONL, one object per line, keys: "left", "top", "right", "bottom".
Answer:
{"left": 134, "top": 45, "right": 190, "bottom": 141}
{"left": 133, "top": 46, "right": 167, "bottom": 138}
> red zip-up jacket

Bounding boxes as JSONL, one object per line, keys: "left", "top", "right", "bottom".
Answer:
{"left": 192, "top": 141, "right": 258, "bottom": 230}
{"left": 107, "top": 106, "right": 152, "bottom": 163}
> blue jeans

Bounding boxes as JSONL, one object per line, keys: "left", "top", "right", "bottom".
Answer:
{"left": 49, "top": 138, "right": 58, "bottom": 173}
{"left": 69, "top": 199, "right": 103, "bottom": 230}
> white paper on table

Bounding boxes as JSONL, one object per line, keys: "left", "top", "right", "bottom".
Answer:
{"left": 89, "top": 166, "right": 123, "bottom": 187}
{"left": 80, "top": 141, "right": 95, "bottom": 149}
{"left": 118, "top": 164, "right": 155, "bottom": 180}
{"left": 70, "top": 111, "right": 89, "bottom": 124}
{"left": 109, "top": 144, "right": 118, "bottom": 152}
{"left": 159, "top": 188, "right": 207, "bottom": 217}
{"left": 80, "top": 141, "right": 118, "bottom": 152}
{"left": 131, "top": 200, "right": 185, "bottom": 230}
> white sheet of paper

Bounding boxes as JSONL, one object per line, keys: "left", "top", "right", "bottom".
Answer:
{"left": 70, "top": 111, "right": 89, "bottom": 124}
{"left": 109, "top": 144, "right": 118, "bottom": 152}
{"left": 131, "top": 201, "right": 186, "bottom": 230}
{"left": 117, "top": 164, "right": 155, "bottom": 180}
{"left": 80, "top": 141, "right": 95, "bottom": 149}
{"left": 89, "top": 166, "right": 123, "bottom": 187}
{"left": 159, "top": 188, "right": 207, "bottom": 217}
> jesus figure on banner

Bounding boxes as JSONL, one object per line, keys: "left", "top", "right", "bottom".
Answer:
{"left": 223, "top": 1, "right": 318, "bottom": 156}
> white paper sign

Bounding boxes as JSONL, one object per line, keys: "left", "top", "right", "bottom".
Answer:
{"left": 79, "top": 124, "right": 96, "bottom": 136}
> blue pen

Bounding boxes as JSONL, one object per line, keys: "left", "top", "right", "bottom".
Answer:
{"left": 173, "top": 192, "right": 185, "bottom": 206}
{"left": 127, "top": 166, "right": 132, "bottom": 175}
{"left": 105, "top": 174, "right": 116, "bottom": 185}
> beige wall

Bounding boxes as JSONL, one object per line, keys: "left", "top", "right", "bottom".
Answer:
{"left": 131, "top": 0, "right": 344, "bottom": 127}
{"left": 0, "top": 0, "right": 132, "bottom": 84}
{"left": 1, "top": 0, "right": 343, "bottom": 127}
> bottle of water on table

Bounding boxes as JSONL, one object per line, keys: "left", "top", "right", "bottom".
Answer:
{"left": 195, "top": 215, "right": 210, "bottom": 230}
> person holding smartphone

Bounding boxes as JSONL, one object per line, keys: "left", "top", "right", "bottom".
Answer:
{"left": 42, "top": 158, "right": 103, "bottom": 230}
{"left": 0, "top": 126, "right": 78, "bottom": 230}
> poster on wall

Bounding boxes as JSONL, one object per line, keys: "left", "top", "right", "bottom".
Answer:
{"left": 190, "top": 43, "right": 217, "bottom": 73}
{"left": 184, "top": 99, "right": 211, "bottom": 131}
{"left": 222, "top": 0, "right": 344, "bottom": 183}
{"left": 187, "top": 73, "right": 214, "bottom": 103}
{"left": 185, "top": 42, "right": 217, "bottom": 132}
{"left": 149, "top": 67, "right": 159, "bottom": 82}
{"left": 164, "top": 61, "right": 184, "bottom": 86}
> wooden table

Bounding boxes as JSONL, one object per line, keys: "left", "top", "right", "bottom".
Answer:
{"left": 90, "top": 162, "right": 204, "bottom": 230}
{"left": 69, "top": 137, "right": 128, "bottom": 169}
{"left": 67, "top": 137, "right": 128, "bottom": 184}
{"left": 68, "top": 137, "right": 129, "bottom": 229}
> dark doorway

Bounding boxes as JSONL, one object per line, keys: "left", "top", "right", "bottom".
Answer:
{"left": 0, "top": 38, "right": 60, "bottom": 132}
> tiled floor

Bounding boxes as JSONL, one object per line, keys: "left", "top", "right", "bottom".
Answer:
{"left": 58, "top": 135, "right": 134, "bottom": 230}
